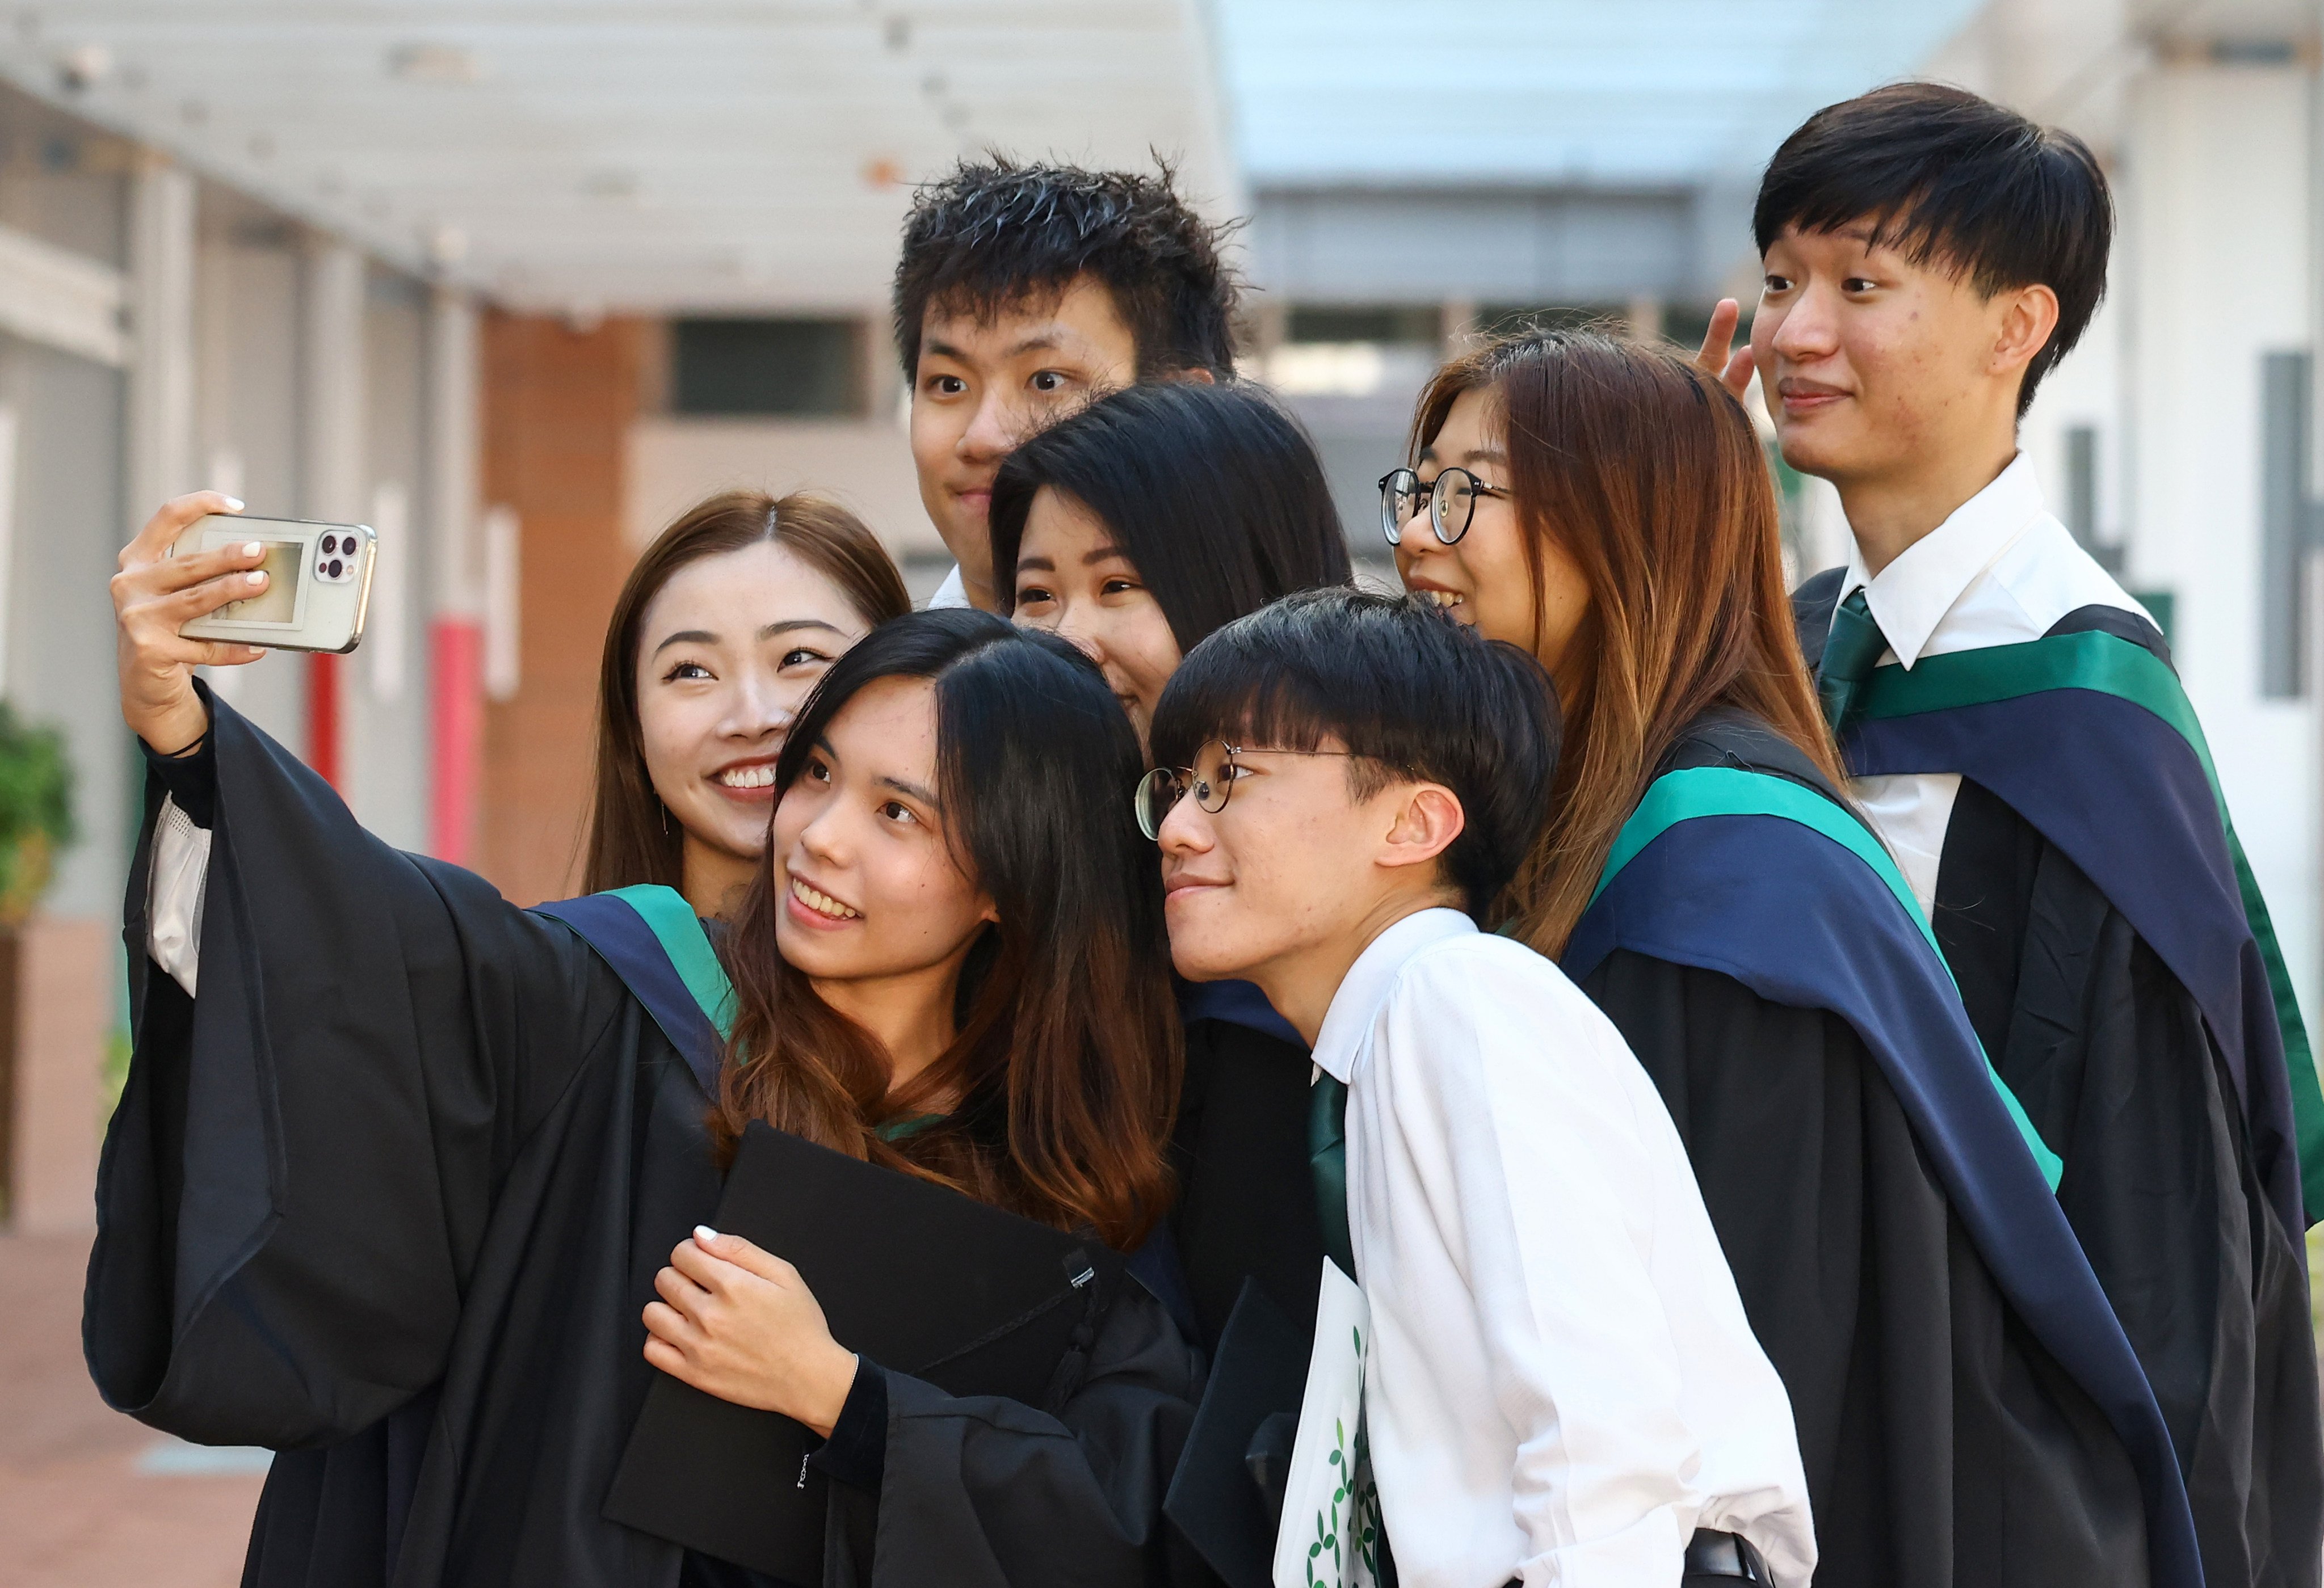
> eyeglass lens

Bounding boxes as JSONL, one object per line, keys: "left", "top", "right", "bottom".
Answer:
{"left": 1132, "top": 745, "right": 1239, "bottom": 841}
{"left": 1379, "top": 468, "right": 1476, "bottom": 547}
{"left": 1380, "top": 469, "right": 1419, "bottom": 544}
{"left": 1432, "top": 470, "right": 1475, "bottom": 540}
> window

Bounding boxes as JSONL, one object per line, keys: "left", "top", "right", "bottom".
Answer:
{"left": 669, "top": 319, "right": 862, "bottom": 417}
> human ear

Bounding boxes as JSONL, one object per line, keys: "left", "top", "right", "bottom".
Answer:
{"left": 1377, "top": 784, "right": 1466, "bottom": 873}
{"left": 1166, "top": 365, "right": 1218, "bottom": 387}
{"left": 1990, "top": 283, "right": 2061, "bottom": 378}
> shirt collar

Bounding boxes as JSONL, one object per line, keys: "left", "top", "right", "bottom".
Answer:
{"left": 1310, "top": 908, "right": 1477, "bottom": 1084}
{"left": 1839, "top": 452, "right": 2047, "bottom": 668}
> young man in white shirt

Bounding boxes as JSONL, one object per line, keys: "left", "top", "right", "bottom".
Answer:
{"left": 1145, "top": 589, "right": 1816, "bottom": 1588}
{"left": 889, "top": 160, "right": 1234, "bottom": 613}
{"left": 1749, "top": 82, "right": 2321, "bottom": 1586}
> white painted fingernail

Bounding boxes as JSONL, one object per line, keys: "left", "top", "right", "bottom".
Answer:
{"left": 242, "top": 541, "right": 262, "bottom": 557}
{"left": 246, "top": 571, "right": 266, "bottom": 586}
{"left": 694, "top": 1225, "right": 719, "bottom": 1242}
{"left": 222, "top": 496, "right": 245, "bottom": 511}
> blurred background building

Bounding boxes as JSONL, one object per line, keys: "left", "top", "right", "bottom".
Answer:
{"left": 0, "top": 1, "right": 2319, "bottom": 1577}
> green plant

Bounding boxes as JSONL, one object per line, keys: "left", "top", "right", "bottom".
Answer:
{"left": 0, "top": 704, "right": 72, "bottom": 925}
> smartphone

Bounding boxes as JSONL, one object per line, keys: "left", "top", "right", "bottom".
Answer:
{"left": 170, "top": 515, "right": 377, "bottom": 654}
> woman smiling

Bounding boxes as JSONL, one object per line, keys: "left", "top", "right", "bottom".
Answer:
{"left": 585, "top": 490, "right": 911, "bottom": 919}
{"left": 92, "top": 491, "right": 1195, "bottom": 1588}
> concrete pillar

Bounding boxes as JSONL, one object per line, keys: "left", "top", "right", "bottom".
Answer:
{"left": 1624, "top": 293, "right": 1665, "bottom": 343}
{"left": 2123, "top": 58, "right": 2318, "bottom": 1014}
{"left": 300, "top": 238, "right": 367, "bottom": 792}
{"left": 127, "top": 157, "right": 195, "bottom": 537}
{"left": 426, "top": 287, "right": 485, "bottom": 864}
{"left": 1440, "top": 298, "right": 1478, "bottom": 355}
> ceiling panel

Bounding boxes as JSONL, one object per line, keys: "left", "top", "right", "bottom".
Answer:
{"left": 0, "top": 1, "right": 1234, "bottom": 311}
{"left": 1213, "top": 0, "right": 1989, "bottom": 187}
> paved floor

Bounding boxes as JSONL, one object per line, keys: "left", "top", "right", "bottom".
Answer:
{"left": 0, "top": 1231, "right": 262, "bottom": 1588}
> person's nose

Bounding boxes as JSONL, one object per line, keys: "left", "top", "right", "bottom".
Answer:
{"left": 719, "top": 671, "right": 788, "bottom": 743}
{"left": 1768, "top": 285, "right": 1836, "bottom": 364}
{"left": 1156, "top": 792, "right": 1213, "bottom": 859}
{"left": 1050, "top": 604, "right": 1107, "bottom": 667}
{"left": 793, "top": 790, "right": 854, "bottom": 866}
{"left": 957, "top": 387, "right": 1018, "bottom": 461}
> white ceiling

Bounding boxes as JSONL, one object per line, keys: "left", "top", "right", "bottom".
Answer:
{"left": 1214, "top": 0, "right": 1991, "bottom": 188}
{"left": 0, "top": 1, "right": 1236, "bottom": 313}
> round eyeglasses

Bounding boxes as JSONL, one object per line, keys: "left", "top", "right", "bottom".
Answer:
{"left": 1132, "top": 742, "right": 1356, "bottom": 842}
{"left": 1377, "top": 466, "right": 1510, "bottom": 547}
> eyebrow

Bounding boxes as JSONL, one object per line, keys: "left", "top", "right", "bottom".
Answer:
{"left": 1414, "top": 445, "right": 1507, "bottom": 469}
{"left": 1016, "top": 544, "right": 1131, "bottom": 576}
{"left": 924, "top": 327, "right": 1083, "bottom": 367}
{"left": 810, "top": 734, "right": 942, "bottom": 811}
{"left": 879, "top": 774, "right": 939, "bottom": 808}
{"left": 652, "top": 617, "right": 844, "bottom": 658}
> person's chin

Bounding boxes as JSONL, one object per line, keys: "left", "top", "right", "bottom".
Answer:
{"left": 1774, "top": 421, "right": 1855, "bottom": 479}
{"left": 1164, "top": 900, "right": 1263, "bottom": 982}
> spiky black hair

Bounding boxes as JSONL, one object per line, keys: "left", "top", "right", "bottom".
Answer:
{"left": 892, "top": 156, "right": 1240, "bottom": 379}
{"left": 1754, "top": 82, "right": 2112, "bottom": 417}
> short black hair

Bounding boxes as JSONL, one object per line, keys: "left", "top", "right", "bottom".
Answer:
{"left": 892, "top": 157, "right": 1240, "bottom": 380}
{"left": 1754, "top": 81, "right": 2112, "bottom": 416}
{"left": 1149, "top": 590, "right": 1559, "bottom": 915}
{"left": 989, "top": 382, "right": 1352, "bottom": 653}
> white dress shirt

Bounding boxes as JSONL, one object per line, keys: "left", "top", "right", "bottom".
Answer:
{"left": 1318, "top": 908, "right": 1816, "bottom": 1588}
{"left": 1833, "top": 454, "right": 2153, "bottom": 913}
{"left": 148, "top": 798, "right": 209, "bottom": 996}
{"left": 926, "top": 565, "right": 971, "bottom": 609}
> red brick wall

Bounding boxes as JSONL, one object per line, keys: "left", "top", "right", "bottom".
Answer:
{"left": 478, "top": 314, "right": 645, "bottom": 906}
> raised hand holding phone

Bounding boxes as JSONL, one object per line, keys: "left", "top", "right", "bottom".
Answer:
{"left": 112, "top": 491, "right": 267, "bottom": 756}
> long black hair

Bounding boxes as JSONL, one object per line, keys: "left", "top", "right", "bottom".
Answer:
{"left": 713, "top": 608, "right": 1179, "bottom": 1248}
{"left": 987, "top": 381, "right": 1354, "bottom": 654}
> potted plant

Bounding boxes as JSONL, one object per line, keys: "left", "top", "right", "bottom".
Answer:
{"left": 0, "top": 704, "right": 73, "bottom": 928}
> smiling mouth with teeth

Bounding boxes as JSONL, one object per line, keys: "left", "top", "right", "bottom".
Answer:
{"left": 790, "top": 877, "right": 861, "bottom": 920}
{"left": 717, "top": 764, "right": 777, "bottom": 790}
{"left": 1422, "top": 589, "right": 1465, "bottom": 609}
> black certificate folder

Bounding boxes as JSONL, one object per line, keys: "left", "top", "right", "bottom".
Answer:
{"left": 604, "top": 1121, "right": 1124, "bottom": 1582}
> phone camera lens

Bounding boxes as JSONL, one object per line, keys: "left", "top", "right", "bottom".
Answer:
{"left": 320, "top": 534, "right": 338, "bottom": 554}
{"left": 326, "top": 558, "right": 344, "bottom": 579}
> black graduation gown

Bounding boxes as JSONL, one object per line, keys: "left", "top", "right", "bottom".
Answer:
{"left": 1166, "top": 1002, "right": 1325, "bottom": 1352}
{"left": 1795, "top": 576, "right": 2324, "bottom": 1588}
{"left": 82, "top": 693, "right": 1201, "bottom": 1588}
{"left": 1571, "top": 713, "right": 2150, "bottom": 1588}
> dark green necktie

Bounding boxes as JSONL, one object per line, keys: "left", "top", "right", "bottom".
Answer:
{"left": 1818, "top": 589, "right": 1890, "bottom": 738}
{"left": 1308, "top": 1074, "right": 1356, "bottom": 1278}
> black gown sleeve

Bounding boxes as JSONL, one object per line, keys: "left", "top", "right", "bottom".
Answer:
{"left": 825, "top": 1278, "right": 1201, "bottom": 1588}
{"left": 87, "top": 691, "right": 634, "bottom": 1451}
{"left": 1935, "top": 777, "right": 2324, "bottom": 1588}
{"left": 1581, "top": 948, "right": 2147, "bottom": 1588}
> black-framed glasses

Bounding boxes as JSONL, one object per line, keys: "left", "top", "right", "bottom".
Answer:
{"left": 1133, "top": 741, "right": 1356, "bottom": 841}
{"left": 1377, "top": 466, "right": 1510, "bottom": 547}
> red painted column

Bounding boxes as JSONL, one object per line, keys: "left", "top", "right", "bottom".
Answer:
{"left": 306, "top": 651, "right": 341, "bottom": 790}
{"left": 428, "top": 288, "right": 485, "bottom": 865}
{"left": 428, "top": 618, "right": 484, "bottom": 864}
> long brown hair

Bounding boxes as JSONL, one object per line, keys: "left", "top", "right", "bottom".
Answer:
{"left": 1410, "top": 331, "right": 1842, "bottom": 955}
{"left": 711, "top": 610, "right": 1179, "bottom": 1249}
{"left": 583, "top": 490, "right": 911, "bottom": 895}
